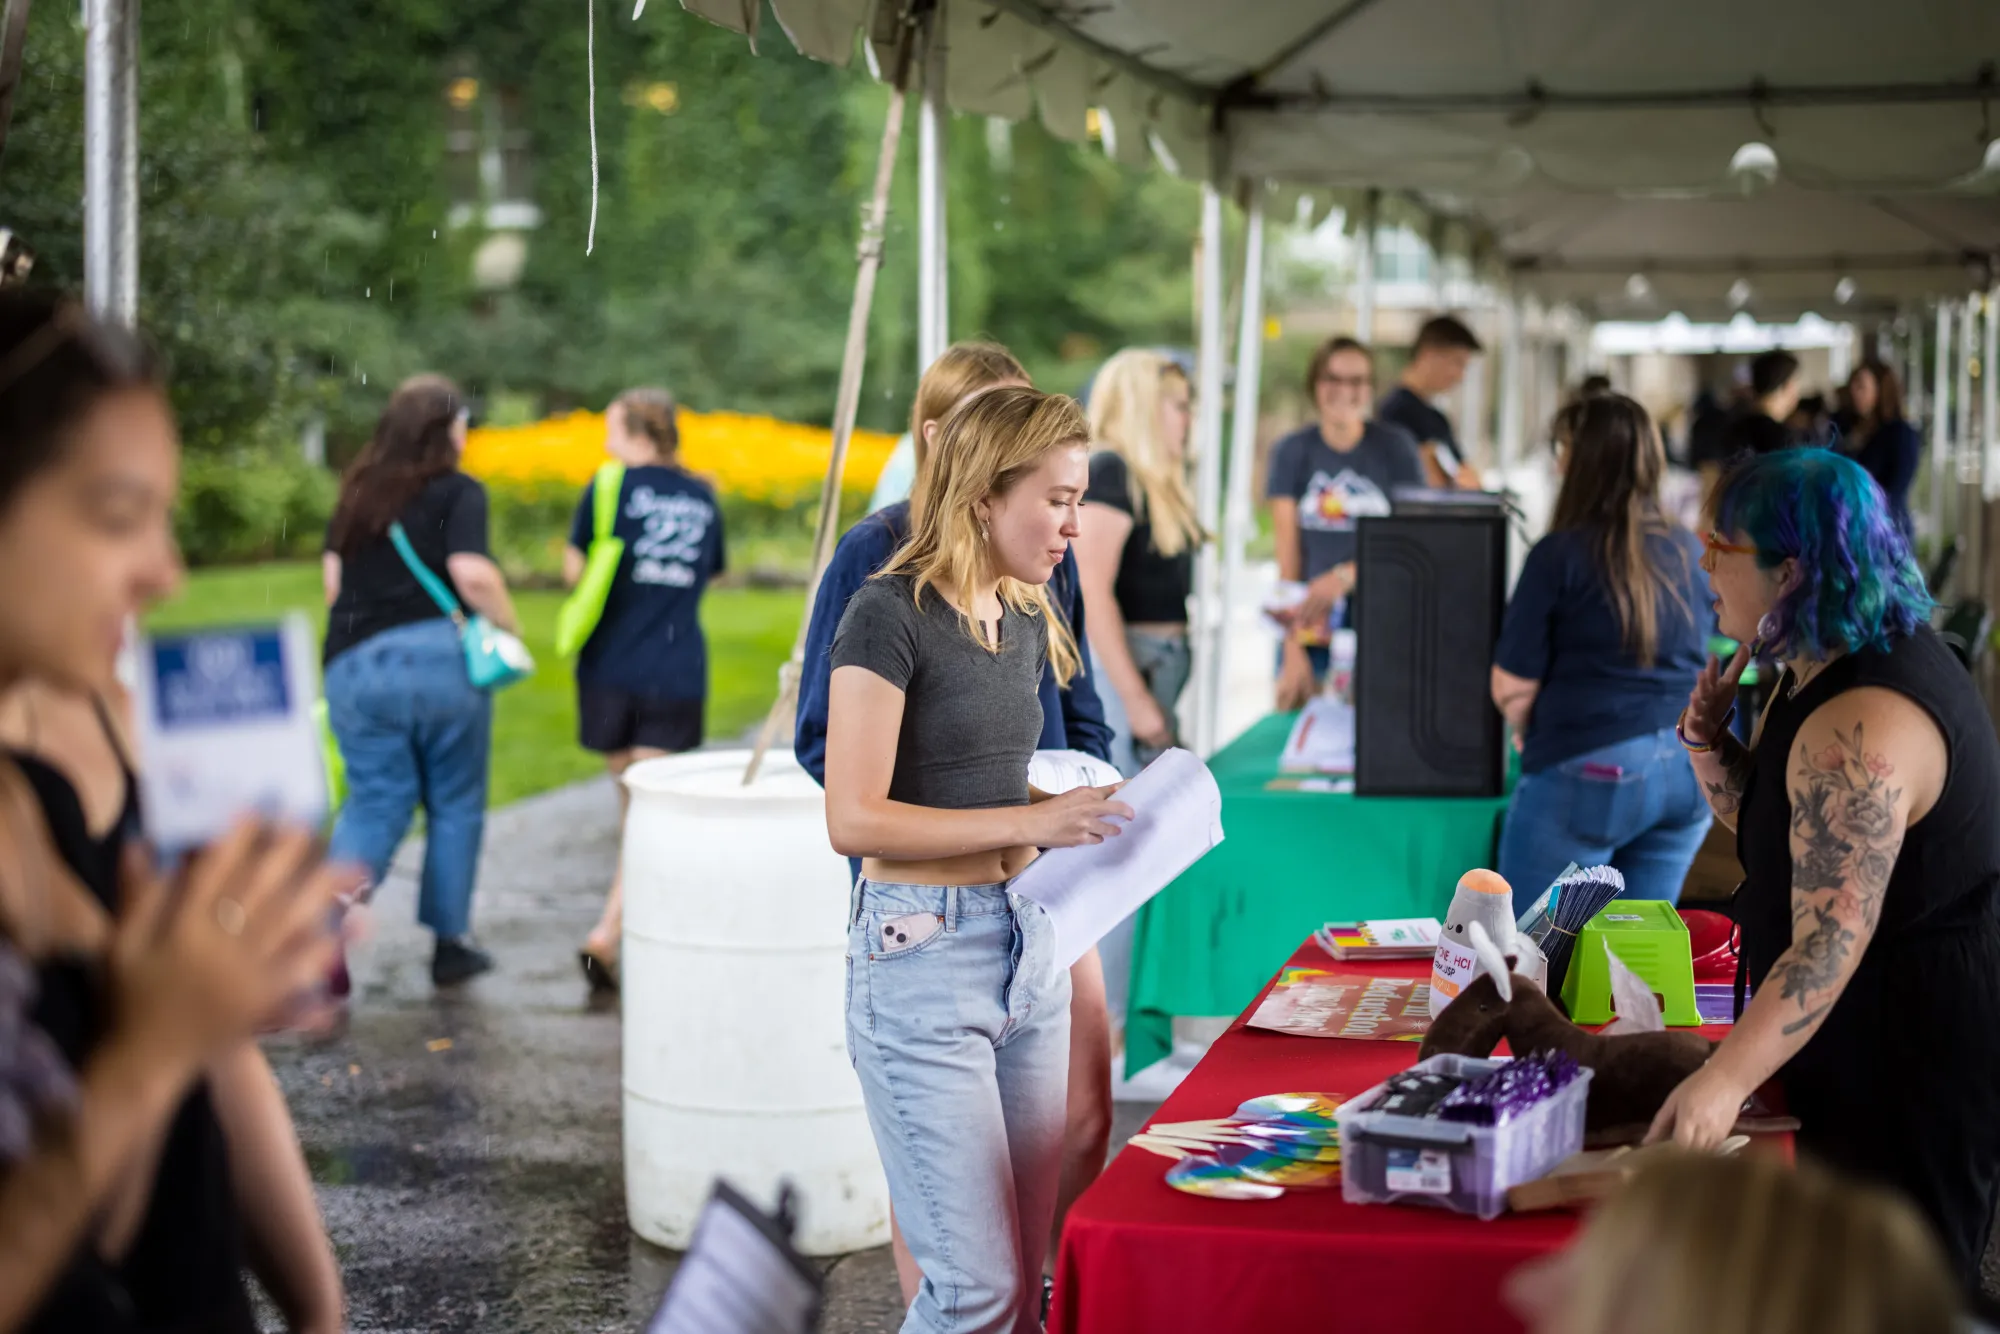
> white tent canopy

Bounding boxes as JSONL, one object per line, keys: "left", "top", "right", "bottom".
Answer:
{"left": 682, "top": 0, "right": 2000, "bottom": 311}
{"left": 686, "top": 0, "right": 2000, "bottom": 195}
{"left": 661, "top": 0, "right": 2000, "bottom": 751}
{"left": 1458, "top": 186, "right": 2000, "bottom": 320}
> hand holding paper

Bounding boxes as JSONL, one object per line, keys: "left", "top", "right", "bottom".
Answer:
{"left": 1009, "top": 747, "right": 1224, "bottom": 968}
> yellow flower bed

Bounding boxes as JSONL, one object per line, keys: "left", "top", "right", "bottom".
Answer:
{"left": 462, "top": 407, "right": 899, "bottom": 504}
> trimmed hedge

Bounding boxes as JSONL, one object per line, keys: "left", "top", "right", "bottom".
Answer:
{"left": 174, "top": 454, "right": 872, "bottom": 583}
{"left": 176, "top": 454, "right": 338, "bottom": 565}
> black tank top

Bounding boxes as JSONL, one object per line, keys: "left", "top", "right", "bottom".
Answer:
{"left": 17, "top": 719, "right": 257, "bottom": 1334}
{"left": 1738, "top": 625, "right": 2000, "bottom": 986}
{"left": 1733, "top": 625, "right": 2000, "bottom": 1270}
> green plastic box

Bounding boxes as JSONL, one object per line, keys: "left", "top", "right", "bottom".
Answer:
{"left": 1559, "top": 899, "right": 1701, "bottom": 1027}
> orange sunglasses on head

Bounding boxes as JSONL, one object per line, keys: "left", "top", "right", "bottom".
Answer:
{"left": 1701, "top": 531, "right": 1758, "bottom": 557}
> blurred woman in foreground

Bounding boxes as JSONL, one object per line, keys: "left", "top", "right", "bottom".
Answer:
{"left": 0, "top": 290, "right": 352, "bottom": 1331}
{"left": 1507, "top": 1151, "right": 1962, "bottom": 1334}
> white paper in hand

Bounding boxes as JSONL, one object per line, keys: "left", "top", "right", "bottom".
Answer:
{"left": 1027, "top": 748, "right": 1124, "bottom": 796}
{"left": 1009, "top": 747, "right": 1224, "bottom": 969}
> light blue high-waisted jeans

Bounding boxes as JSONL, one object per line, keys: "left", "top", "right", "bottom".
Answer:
{"left": 326, "top": 618, "right": 492, "bottom": 939}
{"left": 846, "top": 879, "right": 1071, "bottom": 1334}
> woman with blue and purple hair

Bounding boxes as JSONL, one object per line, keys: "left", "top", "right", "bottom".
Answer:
{"left": 1648, "top": 448, "right": 2000, "bottom": 1296}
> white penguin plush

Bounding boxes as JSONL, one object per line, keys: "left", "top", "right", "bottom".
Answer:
{"left": 1428, "top": 869, "right": 1550, "bottom": 1018}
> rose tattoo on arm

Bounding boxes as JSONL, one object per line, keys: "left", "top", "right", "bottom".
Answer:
{"left": 1772, "top": 723, "right": 1901, "bottom": 1038}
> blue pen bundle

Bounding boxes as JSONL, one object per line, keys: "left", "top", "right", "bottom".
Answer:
{"left": 1516, "top": 864, "right": 1626, "bottom": 1000}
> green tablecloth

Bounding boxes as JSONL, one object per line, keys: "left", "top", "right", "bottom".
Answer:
{"left": 1124, "top": 712, "right": 1514, "bottom": 1074}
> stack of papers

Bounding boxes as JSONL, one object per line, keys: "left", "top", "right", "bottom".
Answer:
{"left": 1247, "top": 967, "right": 1434, "bottom": 1042}
{"left": 1314, "top": 918, "right": 1441, "bottom": 962}
{"left": 1278, "top": 697, "right": 1354, "bottom": 775}
{"left": 1011, "top": 748, "right": 1224, "bottom": 969}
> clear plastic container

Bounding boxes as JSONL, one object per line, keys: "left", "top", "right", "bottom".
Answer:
{"left": 1338, "top": 1054, "right": 1593, "bottom": 1220}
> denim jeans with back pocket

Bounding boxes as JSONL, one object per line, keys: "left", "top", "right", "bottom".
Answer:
{"left": 1496, "top": 726, "right": 1713, "bottom": 917}
{"left": 846, "top": 879, "right": 1071, "bottom": 1334}
{"left": 325, "top": 618, "right": 492, "bottom": 939}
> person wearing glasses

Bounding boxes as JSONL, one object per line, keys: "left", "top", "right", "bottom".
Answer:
{"left": 1491, "top": 396, "right": 1714, "bottom": 915}
{"left": 323, "top": 377, "right": 522, "bottom": 989}
{"left": 1266, "top": 336, "right": 1425, "bottom": 710}
{"left": 1652, "top": 448, "right": 2000, "bottom": 1304}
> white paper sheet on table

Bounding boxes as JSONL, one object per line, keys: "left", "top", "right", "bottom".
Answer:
{"left": 1279, "top": 696, "right": 1354, "bottom": 774}
{"left": 1009, "top": 747, "right": 1224, "bottom": 969}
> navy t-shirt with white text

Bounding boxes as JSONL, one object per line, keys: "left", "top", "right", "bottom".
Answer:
{"left": 568, "top": 465, "right": 726, "bottom": 699}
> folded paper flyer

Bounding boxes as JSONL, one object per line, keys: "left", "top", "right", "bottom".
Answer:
{"left": 1009, "top": 747, "right": 1224, "bottom": 969}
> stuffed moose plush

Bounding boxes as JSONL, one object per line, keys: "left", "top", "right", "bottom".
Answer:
{"left": 1418, "top": 920, "right": 1715, "bottom": 1137}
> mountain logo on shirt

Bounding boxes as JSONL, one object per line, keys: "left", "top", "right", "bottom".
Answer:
{"left": 1298, "top": 468, "right": 1392, "bottom": 532}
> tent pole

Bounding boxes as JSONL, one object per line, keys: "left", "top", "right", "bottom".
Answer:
{"left": 1353, "top": 190, "right": 1377, "bottom": 343}
{"left": 1187, "top": 183, "right": 1228, "bottom": 758}
{"left": 916, "top": 1, "right": 948, "bottom": 372}
{"left": 1497, "top": 288, "right": 1524, "bottom": 471}
{"left": 1961, "top": 298, "right": 1982, "bottom": 587}
{"left": 1986, "top": 285, "right": 1999, "bottom": 503}
{"left": 1461, "top": 341, "right": 1488, "bottom": 477}
{"left": 1932, "top": 300, "right": 1953, "bottom": 571}
{"left": 1906, "top": 305, "right": 1926, "bottom": 427}
{"left": 83, "top": 0, "right": 138, "bottom": 325}
{"left": 742, "top": 23, "right": 916, "bottom": 785}
{"left": 1828, "top": 323, "right": 1854, "bottom": 385}
{"left": 1213, "top": 189, "right": 1267, "bottom": 755}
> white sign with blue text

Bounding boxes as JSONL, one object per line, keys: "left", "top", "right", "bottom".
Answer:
{"left": 130, "top": 615, "right": 328, "bottom": 856}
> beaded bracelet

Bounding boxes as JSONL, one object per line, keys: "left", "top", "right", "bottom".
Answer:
{"left": 1676, "top": 705, "right": 1734, "bottom": 753}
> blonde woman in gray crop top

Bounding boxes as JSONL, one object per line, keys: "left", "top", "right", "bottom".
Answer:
{"left": 825, "top": 386, "right": 1129, "bottom": 1334}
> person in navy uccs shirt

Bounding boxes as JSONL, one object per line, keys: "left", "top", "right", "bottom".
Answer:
{"left": 566, "top": 388, "right": 724, "bottom": 992}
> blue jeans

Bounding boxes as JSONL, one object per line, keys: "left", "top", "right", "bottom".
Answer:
{"left": 846, "top": 880, "right": 1070, "bottom": 1334}
{"left": 1096, "top": 629, "right": 1193, "bottom": 780}
{"left": 1497, "top": 727, "right": 1712, "bottom": 917}
{"left": 326, "top": 619, "right": 492, "bottom": 939}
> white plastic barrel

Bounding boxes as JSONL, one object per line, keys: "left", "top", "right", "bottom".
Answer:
{"left": 620, "top": 749, "right": 889, "bottom": 1256}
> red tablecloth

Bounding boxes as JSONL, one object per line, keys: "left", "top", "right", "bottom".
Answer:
{"left": 1052, "top": 941, "right": 1779, "bottom": 1334}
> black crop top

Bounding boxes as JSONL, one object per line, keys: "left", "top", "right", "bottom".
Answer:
{"left": 15, "top": 738, "right": 257, "bottom": 1334}
{"left": 1087, "top": 451, "right": 1194, "bottom": 625}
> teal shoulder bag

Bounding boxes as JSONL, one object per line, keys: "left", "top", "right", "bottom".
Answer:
{"left": 388, "top": 522, "right": 535, "bottom": 692}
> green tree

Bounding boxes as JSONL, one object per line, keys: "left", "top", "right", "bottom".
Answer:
{"left": 0, "top": 0, "right": 405, "bottom": 455}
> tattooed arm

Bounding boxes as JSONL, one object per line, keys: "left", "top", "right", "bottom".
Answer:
{"left": 1648, "top": 688, "right": 1945, "bottom": 1150}
{"left": 1689, "top": 732, "right": 1756, "bottom": 832}
{"left": 1682, "top": 645, "right": 1758, "bottom": 831}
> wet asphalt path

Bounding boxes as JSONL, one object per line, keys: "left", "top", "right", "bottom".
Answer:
{"left": 261, "top": 771, "right": 918, "bottom": 1333}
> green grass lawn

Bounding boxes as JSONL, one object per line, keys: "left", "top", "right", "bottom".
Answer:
{"left": 146, "top": 563, "right": 802, "bottom": 808}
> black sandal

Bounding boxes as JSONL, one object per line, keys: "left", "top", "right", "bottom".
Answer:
{"left": 579, "top": 947, "right": 619, "bottom": 994}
